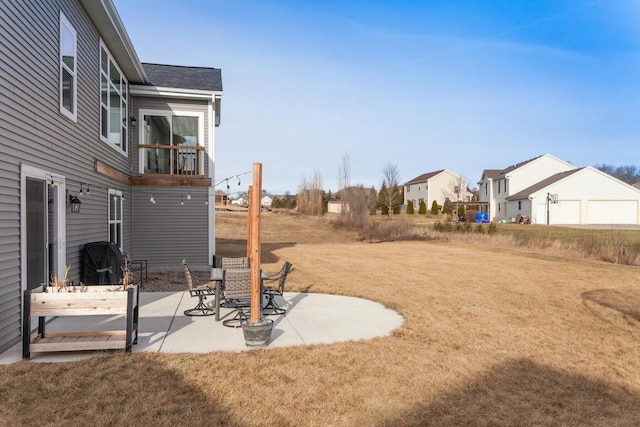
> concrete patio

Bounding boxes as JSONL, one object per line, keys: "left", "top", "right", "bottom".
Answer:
{"left": 0, "top": 291, "right": 404, "bottom": 364}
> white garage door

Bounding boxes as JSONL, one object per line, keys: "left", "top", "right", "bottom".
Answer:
{"left": 587, "top": 201, "right": 638, "bottom": 224}
{"left": 550, "top": 200, "right": 580, "bottom": 224}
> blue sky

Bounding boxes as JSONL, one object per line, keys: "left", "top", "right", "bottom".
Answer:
{"left": 113, "top": 0, "right": 640, "bottom": 194}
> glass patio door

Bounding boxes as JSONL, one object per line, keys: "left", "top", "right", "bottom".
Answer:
{"left": 22, "top": 166, "right": 65, "bottom": 292}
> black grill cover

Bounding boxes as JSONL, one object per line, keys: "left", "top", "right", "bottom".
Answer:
{"left": 82, "top": 241, "right": 123, "bottom": 285}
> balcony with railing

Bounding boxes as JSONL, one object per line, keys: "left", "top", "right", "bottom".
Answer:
{"left": 140, "top": 144, "right": 204, "bottom": 177}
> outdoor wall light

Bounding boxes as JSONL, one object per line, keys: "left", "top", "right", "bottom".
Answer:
{"left": 129, "top": 116, "right": 137, "bottom": 127}
{"left": 79, "top": 183, "right": 90, "bottom": 197}
{"left": 68, "top": 194, "right": 81, "bottom": 213}
{"left": 150, "top": 194, "right": 156, "bottom": 204}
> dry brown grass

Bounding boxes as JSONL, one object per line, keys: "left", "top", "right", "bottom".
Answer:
{"left": 2, "top": 211, "right": 640, "bottom": 426}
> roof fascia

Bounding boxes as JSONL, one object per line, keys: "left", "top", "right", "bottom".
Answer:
{"left": 130, "top": 85, "right": 223, "bottom": 100}
{"left": 79, "top": 0, "right": 146, "bottom": 82}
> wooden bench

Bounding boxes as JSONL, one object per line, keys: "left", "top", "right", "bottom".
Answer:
{"left": 22, "top": 284, "right": 139, "bottom": 359}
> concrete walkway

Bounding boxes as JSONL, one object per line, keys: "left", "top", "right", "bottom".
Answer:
{"left": 0, "top": 291, "right": 404, "bottom": 364}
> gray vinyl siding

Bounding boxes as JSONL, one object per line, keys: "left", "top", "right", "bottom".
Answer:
{"left": 0, "top": 0, "right": 135, "bottom": 352}
{"left": 132, "top": 186, "right": 209, "bottom": 271}
{"left": 130, "top": 96, "right": 212, "bottom": 271}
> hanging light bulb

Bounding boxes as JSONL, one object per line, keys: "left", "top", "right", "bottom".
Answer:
{"left": 187, "top": 192, "right": 191, "bottom": 200}
{"left": 150, "top": 194, "right": 155, "bottom": 204}
{"left": 79, "top": 183, "right": 84, "bottom": 197}
{"left": 86, "top": 184, "right": 90, "bottom": 195}
{"left": 180, "top": 195, "right": 184, "bottom": 206}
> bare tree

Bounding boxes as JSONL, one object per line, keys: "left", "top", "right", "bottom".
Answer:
{"left": 380, "top": 163, "right": 402, "bottom": 216}
{"left": 337, "top": 154, "right": 371, "bottom": 227}
{"left": 338, "top": 153, "right": 351, "bottom": 191}
{"left": 297, "top": 171, "right": 324, "bottom": 216}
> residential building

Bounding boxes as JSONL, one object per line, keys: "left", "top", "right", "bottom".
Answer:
{"left": 478, "top": 154, "right": 575, "bottom": 222}
{"left": 404, "top": 169, "right": 471, "bottom": 211}
{"left": 0, "top": 0, "right": 222, "bottom": 353}
{"left": 479, "top": 155, "right": 640, "bottom": 225}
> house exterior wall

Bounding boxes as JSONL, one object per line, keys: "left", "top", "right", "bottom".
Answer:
{"left": 129, "top": 96, "right": 213, "bottom": 271}
{"left": 0, "top": 0, "right": 138, "bottom": 353}
{"left": 404, "top": 170, "right": 466, "bottom": 211}
{"left": 528, "top": 167, "right": 640, "bottom": 225}
{"left": 404, "top": 182, "right": 428, "bottom": 209}
{"left": 482, "top": 155, "right": 575, "bottom": 222}
{"left": 478, "top": 176, "right": 494, "bottom": 217}
{"left": 429, "top": 170, "right": 466, "bottom": 207}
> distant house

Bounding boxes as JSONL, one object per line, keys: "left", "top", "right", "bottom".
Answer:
{"left": 404, "top": 170, "right": 472, "bottom": 210}
{"left": 261, "top": 195, "right": 273, "bottom": 207}
{"left": 479, "top": 154, "right": 640, "bottom": 225}
{"left": 328, "top": 201, "right": 348, "bottom": 213}
{"left": 478, "top": 154, "right": 575, "bottom": 222}
{"left": 0, "top": 0, "right": 222, "bottom": 353}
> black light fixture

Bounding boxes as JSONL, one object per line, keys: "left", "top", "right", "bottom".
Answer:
{"left": 129, "top": 115, "right": 137, "bottom": 127}
{"left": 68, "top": 194, "right": 81, "bottom": 213}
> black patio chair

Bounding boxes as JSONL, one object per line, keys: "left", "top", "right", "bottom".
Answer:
{"left": 182, "top": 259, "right": 216, "bottom": 316}
{"left": 262, "top": 261, "right": 292, "bottom": 315}
{"left": 221, "top": 267, "right": 252, "bottom": 327}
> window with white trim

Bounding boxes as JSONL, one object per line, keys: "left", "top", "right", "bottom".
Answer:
{"left": 139, "top": 110, "right": 205, "bottom": 176}
{"left": 60, "top": 12, "right": 77, "bottom": 121}
{"left": 108, "top": 189, "right": 123, "bottom": 252}
{"left": 100, "top": 42, "right": 128, "bottom": 153}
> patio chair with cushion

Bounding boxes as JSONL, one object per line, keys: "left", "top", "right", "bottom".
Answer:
{"left": 221, "top": 267, "right": 252, "bottom": 327}
{"left": 262, "top": 261, "right": 292, "bottom": 315}
{"left": 182, "top": 259, "right": 216, "bottom": 316}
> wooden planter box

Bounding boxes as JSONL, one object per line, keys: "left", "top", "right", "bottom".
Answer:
{"left": 22, "top": 284, "right": 139, "bottom": 359}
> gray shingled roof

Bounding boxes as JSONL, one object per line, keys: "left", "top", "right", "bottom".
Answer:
{"left": 142, "top": 63, "right": 222, "bottom": 92}
{"left": 505, "top": 169, "right": 582, "bottom": 201}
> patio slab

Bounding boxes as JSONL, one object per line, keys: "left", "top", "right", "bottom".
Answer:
{"left": 0, "top": 291, "right": 403, "bottom": 364}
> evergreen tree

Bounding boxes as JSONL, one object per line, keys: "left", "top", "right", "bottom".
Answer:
{"left": 407, "top": 200, "right": 414, "bottom": 214}
{"left": 430, "top": 200, "right": 439, "bottom": 215}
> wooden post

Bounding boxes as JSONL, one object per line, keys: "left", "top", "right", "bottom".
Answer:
{"left": 249, "top": 163, "right": 262, "bottom": 323}
{"left": 247, "top": 185, "right": 253, "bottom": 258}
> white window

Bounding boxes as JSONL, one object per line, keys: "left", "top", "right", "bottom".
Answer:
{"left": 108, "top": 189, "right": 123, "bottom": 252}
{"left": 139, "top": 110, "right": 205, "bottom": 176}
{"left": 60, "top": 13, "right": 77, "bottom": 121}
{"left": 100, "top": 42, "right": 128, "bottom": 154}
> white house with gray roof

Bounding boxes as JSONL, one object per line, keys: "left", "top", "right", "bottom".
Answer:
{"left": 0, "top": 0, "right": 222, "bottom": 353}
{"left": 479, "top": 155, "right": 640, "bottom": 225}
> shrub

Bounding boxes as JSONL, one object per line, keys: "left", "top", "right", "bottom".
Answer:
{"left": 419, "top": 201, "right": 427, "bottom": 215}
{"left": 430, "top": 200, "right": 439, "bottom": 215}
{"left": 360, "top": 218, "right": 416, "bottom": 242}
{"left": 407, "top": 201, "right": 414, "bottom": 214}
{"left": 488, "top": 222, "right": 497, "bottom": 234}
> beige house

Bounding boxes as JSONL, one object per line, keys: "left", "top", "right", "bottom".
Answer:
{"left": 404, "top": 169, "right": 471, "bottom": 211}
